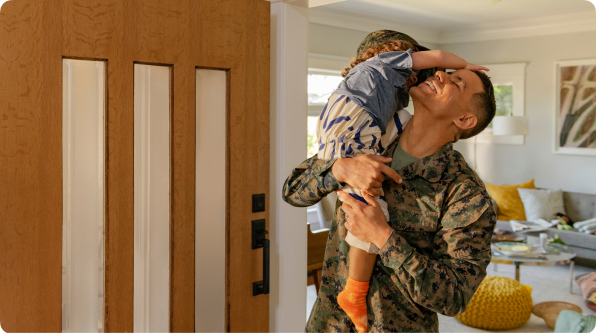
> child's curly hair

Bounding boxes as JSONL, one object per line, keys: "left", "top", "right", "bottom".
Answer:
{"left": 342, "top": 40, "right": 419, "bottom": 88}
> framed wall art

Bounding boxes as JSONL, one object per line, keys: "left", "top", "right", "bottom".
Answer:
{"left": 555, "top": 59, "right": 596, "bottom": 155}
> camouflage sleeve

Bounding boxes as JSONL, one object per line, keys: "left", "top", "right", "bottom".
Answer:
{"left": 378, "top": 185, "right": 496, "bottom": 317}
{"left": 281, "top": 154, "right": 343, "bottom": 207}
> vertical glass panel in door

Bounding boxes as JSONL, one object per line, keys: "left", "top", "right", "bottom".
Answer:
{"left": 133, "top": 64, "right": 171, "bottom": 333}
{"left": 195, "top": 69, "right": 227, "bottom": 333}
{"left": 62, "top": 59, "right": 106, "bottom": 333}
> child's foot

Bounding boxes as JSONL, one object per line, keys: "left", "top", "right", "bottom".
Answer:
{"left": 337, "top": 277, "right": 369, "bottom": 333}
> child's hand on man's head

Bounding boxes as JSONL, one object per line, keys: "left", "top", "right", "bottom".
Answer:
{"left": 465, "top": 63, "right": 490, "bottom": 72}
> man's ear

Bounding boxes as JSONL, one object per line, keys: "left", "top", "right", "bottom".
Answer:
{"left": 454, "top": 112, "right": 477, "bottom": 131}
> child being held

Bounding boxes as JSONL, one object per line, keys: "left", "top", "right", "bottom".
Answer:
{"left": 316, "top": 40, "right": 488, "bottom": 333}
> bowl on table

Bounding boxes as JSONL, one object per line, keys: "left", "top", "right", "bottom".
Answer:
{"left": 533, "top": 301, "right": 582, "bottom": 329}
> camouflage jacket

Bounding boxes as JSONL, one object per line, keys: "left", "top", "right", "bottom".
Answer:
{"left": 282, "top": 137, "right": 496, "bottom": 333}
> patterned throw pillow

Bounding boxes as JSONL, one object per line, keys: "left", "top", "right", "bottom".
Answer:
{"left": 485, "top": 179, "right": 535, "bottom": 221}
{"left": 576, "top": 272, "right": 596, "bottom": 312}
{"left": 517, "top": 188, "right": 566, "bottom": 222}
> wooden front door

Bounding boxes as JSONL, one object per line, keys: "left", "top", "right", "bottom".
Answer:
{"left": 0, "top": 0, "right": 270, "bottom": 332}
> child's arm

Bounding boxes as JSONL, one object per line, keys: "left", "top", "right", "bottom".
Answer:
{"left": 411, "top": 50, "right": 489, "bottom": 72}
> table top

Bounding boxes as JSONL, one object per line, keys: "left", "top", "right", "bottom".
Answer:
{"left": 491, "top": 244, "right": 576, "bottom": 266}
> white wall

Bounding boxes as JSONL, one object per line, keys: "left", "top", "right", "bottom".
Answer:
{"left": 309, "top": 23, "right": 367, "bottom": 59}
{"left": 443, "top": 31, "right": 596, "bottom": 194}
{"left": 309, "top": 23, "right": 440, "bottom": 59}
{"left": 308, "top": 23, "right": 440, "bottom": 75}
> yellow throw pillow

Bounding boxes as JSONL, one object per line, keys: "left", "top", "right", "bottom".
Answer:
{"left": 485, "top": 179, "right": 535, "bottom": 221}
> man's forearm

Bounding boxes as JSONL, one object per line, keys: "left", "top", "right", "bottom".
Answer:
{"left": 282, "top": 155, "right": 342, "bottom": 207}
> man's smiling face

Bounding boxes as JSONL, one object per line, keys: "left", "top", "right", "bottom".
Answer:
{"left": 410, "top": 69, "right": 485, "bottom": 119}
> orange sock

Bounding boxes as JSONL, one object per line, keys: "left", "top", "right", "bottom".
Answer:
{"left": 337, "top": 277, "right": 369, "bottom": 333}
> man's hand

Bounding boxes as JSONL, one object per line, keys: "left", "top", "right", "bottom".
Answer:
{"left": 337, "top": 191, "right": 393, "bottom": 249}
{"left": 331, "top": 154, "right": 402, "bottom": 196}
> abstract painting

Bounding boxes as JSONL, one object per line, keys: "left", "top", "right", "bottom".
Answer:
{"left": 556, "top": 59, "right": 596, "bottom": 155}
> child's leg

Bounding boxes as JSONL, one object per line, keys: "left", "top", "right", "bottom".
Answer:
{"left": 348, "top": 248, "right": 377, "bottom": 281}
{"left": 338, "top": 182, "right": 394, "bottom": 332}
{"left": 316, "top": 96, "right": 405, "bottom": 333}
{"left": 337, "top": 186, "right": 390, "bottom": 333}
{"left": 337, "top": 248, "right": 376, "bottom": 333}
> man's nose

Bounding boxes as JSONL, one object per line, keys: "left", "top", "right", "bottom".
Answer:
{"left": 435, "top": 71, "right": 450, "bottom": 83}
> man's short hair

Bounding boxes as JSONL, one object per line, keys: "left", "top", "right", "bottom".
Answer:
{"left": 460, "top": 70, "right": 496, "bottom": 140}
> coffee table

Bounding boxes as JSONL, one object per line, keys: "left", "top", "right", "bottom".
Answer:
{"left": 491, "top": 245, "right": 576, "bottom": 292}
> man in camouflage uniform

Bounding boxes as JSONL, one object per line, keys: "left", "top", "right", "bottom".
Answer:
{"left": 282, "top": 31, "right": 497, "bottom": 332}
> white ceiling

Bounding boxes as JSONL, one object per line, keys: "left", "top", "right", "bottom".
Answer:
{"left": 309, "top": 0, "right": 596, "bottom": 44}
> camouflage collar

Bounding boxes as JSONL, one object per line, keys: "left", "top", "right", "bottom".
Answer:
{"left": 387, "top": 134, "right": 454, "bottom": 183}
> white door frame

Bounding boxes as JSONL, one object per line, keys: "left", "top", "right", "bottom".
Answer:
{"left": 269, "top": 1, "right": 308, "bottom": 332}
{"left": 270, "top": 1, "right": 351, "bottom": 331}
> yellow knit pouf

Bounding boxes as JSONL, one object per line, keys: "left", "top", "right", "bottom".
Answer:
{"left": 455, "top": 276, "right": 533, "bottom": 330}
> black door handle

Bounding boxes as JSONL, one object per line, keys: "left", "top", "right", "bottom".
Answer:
{"left": 252, "top": 220, "right": 269, "bottom": 296}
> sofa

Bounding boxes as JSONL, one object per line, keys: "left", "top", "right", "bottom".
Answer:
{"left": 494, "top": 191, "right": 596, "bottom": 268}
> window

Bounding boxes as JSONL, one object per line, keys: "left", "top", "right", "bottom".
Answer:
{"left": 490, "top": 85, "right": 513, "bottom": 127}
{"left": 307, "top": 116, "right": 319, "bottom": 157}
{"left": 307, "top": 71, "right": 343, "bottom": 157}
{"left": 308, "top": 74, "right": 343, "bottom": 105}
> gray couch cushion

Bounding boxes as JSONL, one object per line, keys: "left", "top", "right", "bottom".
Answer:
{"left": 564, "top": 192, "right": 596, "bottom": 222}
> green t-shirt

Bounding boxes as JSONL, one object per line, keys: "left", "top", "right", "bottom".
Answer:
{"left": 391, "top": 143, "right": 420, "bottom": 171}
